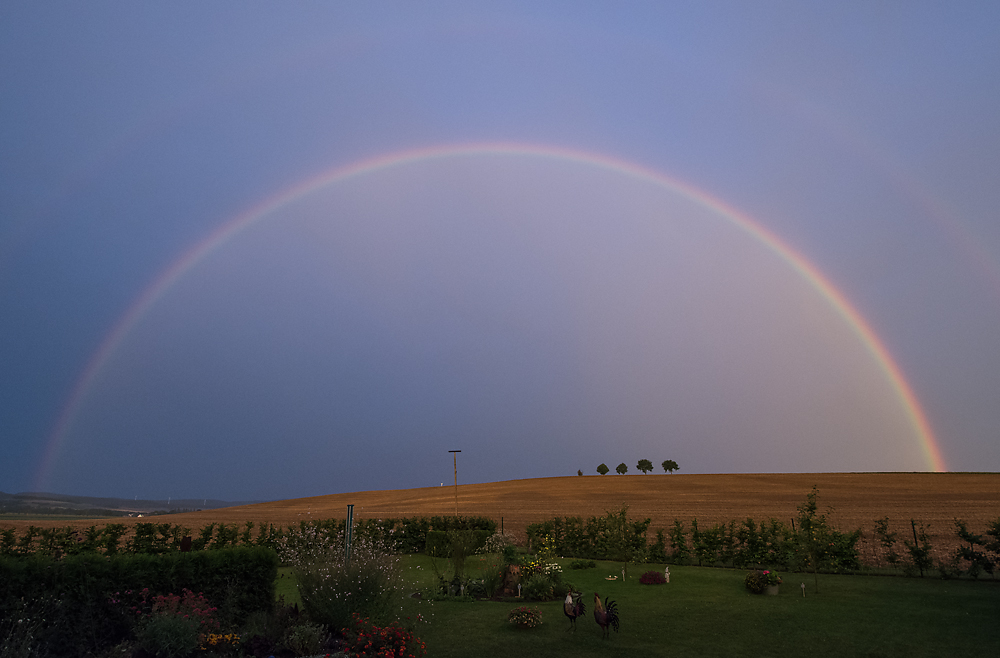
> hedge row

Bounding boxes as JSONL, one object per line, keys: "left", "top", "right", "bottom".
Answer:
{"left": 424, "top": 529, "right": 492, "bottom": 558}
{"left": 0, "top": 515, "right": 498, "bottom": 558}
{"left": 0, "top": 546, "right": 278, "bottom": 658}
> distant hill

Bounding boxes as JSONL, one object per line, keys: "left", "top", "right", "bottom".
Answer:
{"left": 0, "top": 491, "right": 265, "bottom": 517}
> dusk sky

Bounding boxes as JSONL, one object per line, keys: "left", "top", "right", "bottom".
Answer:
{"left": 3, "top": 2, "right": 999, "bottom": 502}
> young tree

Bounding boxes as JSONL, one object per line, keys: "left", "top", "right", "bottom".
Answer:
{"left": 596, "top": 463, "right": 610, "bottom": 475}
{"left": 637, "top": 459, "right": 653, "bottom": 474}
{"left": 616, "top": 462, "right": 628, "bottom": 475}
{"left": 662, "top": 459, "right": 679, "bottom": 474}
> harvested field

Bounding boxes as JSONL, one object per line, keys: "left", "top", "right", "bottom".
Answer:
{"left": 4, "top": 473, "right": 997, "bottom": 565}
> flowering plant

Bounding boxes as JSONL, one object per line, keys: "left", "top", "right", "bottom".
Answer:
{"left": 202, "top": 632, "right": 241, "bottom": 655}
{"left": 341, "top": 613, "right": 427, "bottom": 657}
{"left": 639, "top": 570, "right": 667, "bottom": 585}
{"left": 150, "top": 589, "right": 220, "bottom": 639}
{"left": 744, "top": 570, "right": 782, "bottom": 593}
{"left": 508, "top": 606, "right": 542, "bottom": 629}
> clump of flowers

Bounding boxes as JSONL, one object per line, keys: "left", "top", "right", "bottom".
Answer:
{"left": 536, "top": 534, "right": 558, "bottom": 559}
{"left": 202, "top": 632, "right": 241, "bottom": 655}
{"left": 341, "top": 613, "right": 427, "bottom": 657}
{"left": 508, "top": 606, "right": 542, "bottom": 629}
{"left": 639, "top": 570, "right": 667, "bottom": 585}
{"left": 745, "top": 570, "right": 783, "bottom": 594}
{"left": 479, "top": 530, "right": 517, "bottom": 555}
{"left": 135, "top": 590, "right": 219, "bottom": 658}
{"left": 278, "top": 524, "right": 402, "bottom": 633}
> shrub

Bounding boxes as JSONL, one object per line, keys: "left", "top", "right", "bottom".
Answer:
{"left": 569, "top": 559, "right": 596, "bottom": 569}
{"left": 639, "top": 570, "right": 666, "bottom": 585}
{"left": 523, "top": 573, "right": 554, "bottom": 601}
{"left": 479, "top": 530, "right": 517, "bottom": 555}
{"left": 341, "top": 613, "right": 427, "bottom": 657}
{"left": 280, "top": 524, "right": 402, "bottom": 631}
{"left": 283, "top": 622, "right": 328, "bottom": 656}
{"left": 745, "top": 570, "right": 780, "bottom": 593}
{"left": 507, "top": 606, "right": 542, "bottom": 629}
{"left": 136, "top": 614, "right": 201, "bottom": 658}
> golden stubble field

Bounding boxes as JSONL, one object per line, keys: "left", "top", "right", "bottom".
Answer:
{"left": 4, "top": 473, "right": 998, "bottom": 563}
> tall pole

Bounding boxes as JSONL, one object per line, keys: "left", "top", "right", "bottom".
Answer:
{"left": 346, "top": 504, "right": 354, "bottom": 566}
{"left": 449, "top": 450, "right": 461, "bottom": 515}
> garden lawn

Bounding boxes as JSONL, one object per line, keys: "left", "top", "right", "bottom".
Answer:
{"left": 392, "top": 557, "right": 1000, "bottom": 658}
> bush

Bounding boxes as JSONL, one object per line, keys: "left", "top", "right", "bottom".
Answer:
{"left": 569, "top": 559, "right": 596, "bottom": 570}
{"left": 744, "top": 570, "right": 780, "bottom": 593}
{"left": 283, "top": 622, "right": 328, "bottom": 656}
{"left": 280, "top": 524, "right": 402, "bottom": 632}
{"left": 639, "top": 570, "right": 666, "bottom": 585}
{"left": 136, "top": 614, "right": 201, "bottom": 658}
{"left": 522, "top": 573, "right": 554, "bottom": 601}
{"left": 507, "top": 606, "right": 542, "bottom": 629}
{"left": 341, "top": 613, "right": 427, "bottom": 657}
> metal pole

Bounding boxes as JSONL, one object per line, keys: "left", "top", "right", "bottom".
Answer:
{"left": 346, "top": 504, "right": 354, "bottom": 566}
{"left": 449, "top": 450, "right": 461, "bottom": 516}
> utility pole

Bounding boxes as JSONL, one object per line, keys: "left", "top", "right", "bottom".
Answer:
{"left": 449, "top": 450, "right": 461, "bottom": 515}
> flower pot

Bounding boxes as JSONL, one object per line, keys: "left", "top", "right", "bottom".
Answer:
{"left": 765, "top": 584, "right": 779, "bottom": 596}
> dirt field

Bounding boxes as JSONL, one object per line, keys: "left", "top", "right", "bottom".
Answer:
{"left": 4, "top": 473, "right": 997, "bottom": 565}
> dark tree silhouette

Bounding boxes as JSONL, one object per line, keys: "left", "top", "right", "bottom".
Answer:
{"left": 616, "top": 462, "right": 628, "bottom": 475}
{"left": 597, "top": 463, "right": 610, "bottom": 475}
{"left": 662, "top": 459, "right": 679, "bottom": 474}
{"left": 637, "top": 459, "right": 653, "bottom": 474}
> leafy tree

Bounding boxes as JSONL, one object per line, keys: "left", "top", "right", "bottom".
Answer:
{"left": 577, "top": 469, "right": 583, "bottom": 476}
{"left": 796, "top": 486, "right": 827, "bottom": 591}
{"left": 662, "top": 459, "right": 679, "bottom": 474}
{"left": 903, "top": 519, "right": 934, "bottom": 578}
{"left": 596, "top": 463, "right": 610, "bottom": 475}
{"left": 616, "top": 462, "right": 628, "bottom": 475}
{"left": 637, "top": 459, "right": 653, "bottom": 474}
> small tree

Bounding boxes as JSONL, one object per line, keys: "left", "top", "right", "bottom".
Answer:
{"left": 616, "top": 463, "right": 628, "bottom": 475}
{"left": 662, "top": 460, "right": 679, "bottom": 474}
{"left": 596, "top": 463, "right": 610, "bottom": 475}
{"left": 577, "top": 469, "right": 583, "bottom": 476}
{"left": 637, "top": 459, "right": 653, "bottom": 474}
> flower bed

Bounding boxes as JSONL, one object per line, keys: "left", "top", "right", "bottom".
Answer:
{"left": 507, "top": 606, "right": 542, "bottom": 629}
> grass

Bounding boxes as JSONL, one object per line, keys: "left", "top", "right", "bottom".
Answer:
{"left": 274, "top": 555, "right": 1000, "bottom": 656}
{"left": 382, "top": 556, "right": 999, "bottom": 658}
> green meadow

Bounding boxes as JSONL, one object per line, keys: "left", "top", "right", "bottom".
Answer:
{"left": 280, "top": 556, "right": 1000, "bottom": 658}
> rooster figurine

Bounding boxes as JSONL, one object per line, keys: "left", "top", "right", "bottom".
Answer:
{"left": 563, "top": 591, "right": 586, "bottom": 632}
{"left": 593, "top": 592, "right": 620, "bottom": 639}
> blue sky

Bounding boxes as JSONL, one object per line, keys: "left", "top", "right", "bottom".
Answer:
{"left": 2, "top": 2, "right": 999, "bottom": 501}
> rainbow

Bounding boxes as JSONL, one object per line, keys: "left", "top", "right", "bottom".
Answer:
{"left": 35, "top": 143, "right": 946, "bottom": 488}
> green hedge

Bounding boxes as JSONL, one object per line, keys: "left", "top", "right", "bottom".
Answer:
{"left": 1, "top": 516, "right": 498, "bottom": 558}
{"left": 424, "top": 529, "right": 492, "bottom": 557}
{"left": 0, "top": 546, "right": 278, "bottom": 658}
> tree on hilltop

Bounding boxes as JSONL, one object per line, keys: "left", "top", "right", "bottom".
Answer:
{"left": 637, "top": 459, "right": 653, "bottom": 474}
{"left": 597, "top": 463, "right": 610, "bottom": 475}
{"left": 662, "top": 459, "right": 679, "bottom": 474}
{"left": 616, "top": 462, "right": 628, "bottom": 475}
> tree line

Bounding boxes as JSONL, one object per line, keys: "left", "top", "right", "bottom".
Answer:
{"left": 594, "top": 459, "right": 679, "bottom": 475}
